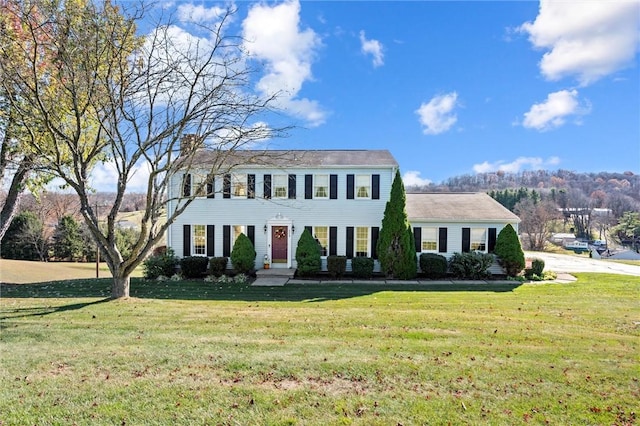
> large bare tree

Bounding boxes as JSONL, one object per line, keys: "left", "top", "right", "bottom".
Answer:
{"left": 514, "top": 199, "right": 561, "bottom": 250}
{"left": 0, "top": 0, "right": 286, "bottom": 298}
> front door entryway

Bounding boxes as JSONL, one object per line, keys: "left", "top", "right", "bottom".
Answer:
{"left": 271, "top": 226, "right": 288, "bottom": 264}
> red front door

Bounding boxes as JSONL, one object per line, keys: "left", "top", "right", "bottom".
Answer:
{"left": 271, "top": 226, "right": 288, "bottom": 264}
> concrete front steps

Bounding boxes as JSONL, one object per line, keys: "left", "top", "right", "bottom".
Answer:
{"left": 253, "top": 268, "right": 295, "bottom": 286}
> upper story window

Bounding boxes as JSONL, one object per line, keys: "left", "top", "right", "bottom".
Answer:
{"left": 421, "top": 227, "right": 437, "bottom": 251}
{"left": 314, "top": 175, "right": 328, "bottom": 198}
{"left": 273, "top": 175, "right": 288, "bottom": 198}
{"left": 192, "top": 224, "right": 206, "bottom": 255}
{"left": 356, "top": 175, "right": 371, "bottom": 199}
{"left": 471, "top": 228, "right": 487, "bottom": 251}
{"left": 232, "top": 174, "right": 247, "bottom": 198}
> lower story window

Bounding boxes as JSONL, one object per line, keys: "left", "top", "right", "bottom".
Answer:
{"left": 421, "top": 227, "right": 437, "bottom": 251}
{"left": 355, "top": 226, "right": 369, "bottom": 257}
{"left": 233, "top": 225, "right": 246, "bottom": 246}
{"left": 471, "top": 228, "right": 487, "bottom": 251}
{"left": 193, "top": 225, "right": 206, "bottom": 255}
{"left": 313, "top": 226, "right": 328, "bottom": 256}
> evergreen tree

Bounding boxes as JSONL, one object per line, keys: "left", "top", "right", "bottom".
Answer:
{"left": 295, "top": 228, "right": 321, "bottom": 277}
{"left": 53, "top": 215, "right": 83, "bottom": 261}
{"left": 494, "top": 224, "right": 525, "bottom": 277}
{"left": 230, "top": 233, "right": 256, "bottom": 274}
{"left": 0, "top": 211, "right": 46, "bottom": 260}
{"left": 376, "top": 170, "right": 417, "bottom": 279}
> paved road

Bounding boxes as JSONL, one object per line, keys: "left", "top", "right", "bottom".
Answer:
{"left": 524, "top": 251, "right": 640, "bottom": 276}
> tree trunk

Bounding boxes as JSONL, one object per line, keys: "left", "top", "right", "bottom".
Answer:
{"left": 111, "top": 274, "right": 130, "bottom": 299}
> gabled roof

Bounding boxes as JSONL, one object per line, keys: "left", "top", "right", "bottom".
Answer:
{"left": 192, "top": 149, "right": 398, "bottom": 168}
{"left": 406, "top": 192, "right": 520, "bottom": 223}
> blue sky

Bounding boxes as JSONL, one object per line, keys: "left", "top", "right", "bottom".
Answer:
{"left": 90, "top": 0, "right": 640, "bottom": 191}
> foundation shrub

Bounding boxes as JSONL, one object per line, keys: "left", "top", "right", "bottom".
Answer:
{"left": 419, "top": 253, "right": 448, "bottom": 279}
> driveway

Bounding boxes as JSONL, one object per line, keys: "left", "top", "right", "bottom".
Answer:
{"left": 524, "top": 251, "right": 640, "bottom": 276}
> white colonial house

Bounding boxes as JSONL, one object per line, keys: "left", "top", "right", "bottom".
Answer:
{"left": 166, "top": 149, "right": 520, "bottom": 272}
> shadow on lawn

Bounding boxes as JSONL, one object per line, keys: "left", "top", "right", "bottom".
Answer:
{"left": 0, "top": 297, "right": 110, "bottom": 320}
{"left": 1, "top": 277, "right": 523, "bottom": 305}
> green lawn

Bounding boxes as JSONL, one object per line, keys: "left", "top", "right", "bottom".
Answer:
{"left": 1, "top": 274, "right": 638, "bottom": 425}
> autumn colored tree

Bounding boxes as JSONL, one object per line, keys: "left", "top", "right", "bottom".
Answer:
{"left": 376, "top": 170, "right": 416, "bottom": 279}
{"left": 514, "top": 199, "right": 561, "bottom": 250}
{"left": 1, "top": 0, "right": 286, "bottom": 298}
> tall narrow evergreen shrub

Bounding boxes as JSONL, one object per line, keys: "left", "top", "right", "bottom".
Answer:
{"left": 376, "top": 170, "right": 417, "bottom": 279}
{"left": 295, "top": 228, "right": 321, "bottom": 277}
{"left": 494, "top": 224, "right": 525, "bottom": 277}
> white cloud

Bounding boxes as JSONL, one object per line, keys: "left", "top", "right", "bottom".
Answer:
{"left": 88, "top": 161, "right": 152, "bottom": 193}
{"left": 176, "top": 4, "right": 227, "bottom": 25}
{"left": 415, "top": 92, "right": 459, "bottom": 135}
{"left": 242, "top": 0, "right": 325, "bottom": 126}
{"left": 473, "top": 156, "right": 561, "bottom": 174}
{"left": 522, "top": 89, "right": 590, "bottom": 131}
{"left": 359, "top": 30, "right": 384, "bottom": 67}
{"left": 519, "top": 0, "right": 640, "bottom": 85}
{"left": 402, "top": 171, "right": 432, "bottom": 187}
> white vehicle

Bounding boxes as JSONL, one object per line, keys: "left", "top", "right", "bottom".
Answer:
{"left": 564, "top": 241, "right": 589, "bottom": 253}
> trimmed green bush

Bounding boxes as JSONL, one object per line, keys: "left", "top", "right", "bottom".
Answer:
{"left": 231, "top": 233, "right": 256, "bottom": 274}
{"left": 525, "top": 257, "right": 545, "bottom": 280}
{"left": 419, "top": 253, "right": 448, "bottom": 279}
{"left": 143, "top": 248, "right": 179, "bottom": 279}
{"left": 494, "top": 224, "right": 525, "bottom": 277}
{"left": 180, "top": 256, "right": 209, "bottom": 278}
{"left": 209, "top": 257, "right": 228, "bottom": 277}
{"left": 351, "top": 257, "right": 374, "bottom": 279}
{"left": 295, "top": 229, "right": 321, "bottom": 277}
{"left": 448, "top": 252, "right": 494, "bottom": 280}
{"left": 327, "top": 255, "right": 347, "bottom": 279}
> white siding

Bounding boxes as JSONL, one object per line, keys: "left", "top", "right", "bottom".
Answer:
{"left": 168, "top": 165, "right": 395, "bottom": 269}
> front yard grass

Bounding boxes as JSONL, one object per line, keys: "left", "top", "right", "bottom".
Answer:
{"left": 1, "top": 274, "right": 638, "bottom": 425}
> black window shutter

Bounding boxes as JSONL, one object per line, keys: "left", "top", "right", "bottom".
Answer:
{"left": 330, "top": 174, "right": 338, "bottom": 199}
{"left": 183, "top": 174, "right": 191, "bottom": 197}
{"left": 223, "top": 225, "right": 231, "bottom": 257}
{"left": 223, "top": 174, "right": 231, "bottom": 199}
{"left": 438, "top": 227, "right": 448, "bottom": 253}
{"left": 206, "top": 225, "right": 214, "bottom": 256}
{"left": 346, "top": 174, "right": 354, "bottom": 199}
{"left": 346, "top": 227, "right": 354, "bottom": 259}
{"left": 488, "top": 228, "right": 497, "bottom": 253}
{"left": 263, "top": 174, "right": 271, "bottom": 199}
{"left": 288, "top": 174, "right": 296, "bottom": 199}
{"left": 329, "top": 226, "right": 337, "bottom": 256}
{"left": 372, "top": 174, "right": 380, "bottom": 200}
{"left": 206, "top": 175, "right": 214, "bottom": 198}
{"left": 183, "top": 224, "right": 191, "bottom": 256}
{"left": 462, "top": 227, "right": 471, "bottom": 253}
{"left": 305, "top": 174, "right": 313, "bottom": 199}
{"left": 371, "top": 227, "right": 379, "bottom": 259}
{"left": 248, "top": 174, "right": 256, "bottom": 199}
{"left": 248, "top": 225, "right": 255, "bottom": 247}
{"left": 414, "top": 227, "right": 422, "bottom": 252}
{"left": 305, "top": 226, "right": 312, "bottom": 235}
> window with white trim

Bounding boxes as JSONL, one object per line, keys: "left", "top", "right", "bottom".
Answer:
{"left": 356, "top": 175, "right": 371, "bottom": 199}
{"left": 314, "top": 175, "right": 328, "bottom": 199}
{"left": 471, "top": 228, "right": 487, "bottom": 251}
{"left": 192, "top": 225, "right": 206, "bottom": 255}
{"left": 313, "top": 226, "right": 328, "bottom": 256}
{"left": 232, "top": 174, "right": 247, "bottom": 198}
{"left": 273, "top": 175, "right": 288, "bottom": 198}
{"left": 355, "top": 226, "right": 369, "bottom": 257}
{"left": 421, "top": 227, "right": 437, "bottom": 251}
{"left": 233, "top": 225, "right": 246, "bottom": 246}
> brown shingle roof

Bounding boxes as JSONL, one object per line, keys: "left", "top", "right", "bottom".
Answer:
{"left": 193, "top": 149, "right": 399, "bottom": 168}
{"left": 406, "top": 193, "right": 520, "bottom": 222}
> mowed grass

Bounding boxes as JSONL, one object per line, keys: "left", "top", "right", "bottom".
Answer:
{"left": 1, "top": 275, "right": 638, "bottom": 425}
{"left": 0, "top": 259, "right": 143, "bottom": 284}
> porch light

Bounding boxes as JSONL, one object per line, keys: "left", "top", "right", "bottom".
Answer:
{"left": 292, "top": 225, "right": 295, "bottom": 234}
{"left": 264, "top": 224, "right": 267, "bottom": 233}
